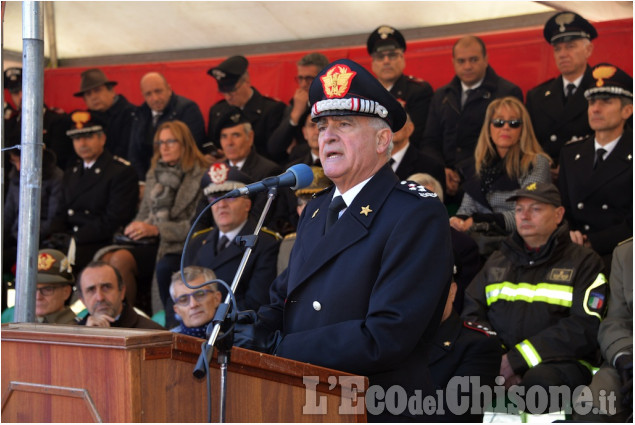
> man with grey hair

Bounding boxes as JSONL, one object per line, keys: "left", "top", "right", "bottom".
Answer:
{"left": 268, "top": 52, "right": 330, "bottom": 164}
{"left": 235, "top": 58, "right": 453, "bottom": 421}
{"left": 169, "top": 266, "right": 222, "bottom": 338}
{"left": 526, "top": 12, "right": 598, "bottom": 181}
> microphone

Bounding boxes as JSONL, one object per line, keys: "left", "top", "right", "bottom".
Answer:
{"left": 225, "top": 163, "right": 314, "bottom": 197}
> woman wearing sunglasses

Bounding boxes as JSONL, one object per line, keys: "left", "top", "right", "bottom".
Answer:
{"left": 449, "top": 97, "right": 551, "bottom": 246}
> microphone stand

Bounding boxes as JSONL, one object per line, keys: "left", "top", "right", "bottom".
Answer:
{"left": 193, "top": 187, "right": 278, "bottom": 423}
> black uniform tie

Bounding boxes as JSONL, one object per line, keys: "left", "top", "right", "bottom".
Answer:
{"left": 217, "top": 235, "right": 229, "bottom": 253}
{"left": 594, "top": 148, "right": 607, "bottom": 169}
{"left": 565, "top": 83, "right": 576, "bottom": 103}
{"left": 325, "top": 196, "right": 346, "bottom": 232}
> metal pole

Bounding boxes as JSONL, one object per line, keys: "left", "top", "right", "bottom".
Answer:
{"left": 14, "top": 1, "right": 44, "bottom": 323}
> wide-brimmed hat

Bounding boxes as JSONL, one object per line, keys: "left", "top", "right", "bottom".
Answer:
{"left": 73, "top": 68, "right": 117, "bottom": 97}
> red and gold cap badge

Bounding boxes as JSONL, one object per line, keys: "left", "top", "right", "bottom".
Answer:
{"left": 71, "top": 111, "right": 92, "bottom": 129}
{"left": 208, "top": 162, "right": 230, "bottom": 185}
{"left": 38, "top": 252, "right": 56, "bottom": 272}
{"left": 321, "top": 64, "right": 357, "bottom": 99}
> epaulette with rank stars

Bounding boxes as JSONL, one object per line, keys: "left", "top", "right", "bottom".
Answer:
{"left": 397, "top": 180, "right": 438, "bottom": 199}
{"left": 464, "top": 321, "right": 497, "bottom": 337}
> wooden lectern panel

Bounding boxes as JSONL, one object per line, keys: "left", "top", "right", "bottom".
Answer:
{"left": 1, "top": 323, "right": 367, "bottom": 422}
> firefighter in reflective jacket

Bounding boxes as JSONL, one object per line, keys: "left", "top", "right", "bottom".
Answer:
{"left": 462, "top": 182, "right": 607, "bottom": 414}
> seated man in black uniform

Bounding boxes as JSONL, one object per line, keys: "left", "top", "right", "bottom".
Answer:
{"left": 183, "top": 163, "right": 280, "bottom": 326}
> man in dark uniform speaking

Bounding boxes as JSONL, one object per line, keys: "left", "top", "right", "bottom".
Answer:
{"left": 235, "top": 59, "right": 453, "bottom": 421}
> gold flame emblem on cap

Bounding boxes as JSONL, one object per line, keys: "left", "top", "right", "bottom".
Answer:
{"left": 321, "top": 65, "right": 357, "bottom": 99}
{"left": 555, "top": 13, "right": 575, "bottom": 33}
{"left": 38, "top": 252, "right": 56, "bottom": 271}
{"left": 592, "top": 65, "right": 617, "bottom": 87}
{"left": 71, "top": 111, "right": 91, "bottom": 129}
{"left": 526, "top": 182, "right": 537, "bottom": 191}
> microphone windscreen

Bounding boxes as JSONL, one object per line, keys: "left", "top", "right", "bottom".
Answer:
{"left": 287, "top": 163, "right": 314, "bottom": 190}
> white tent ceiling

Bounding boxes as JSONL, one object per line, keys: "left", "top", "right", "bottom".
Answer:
{"left": 2, "top": 1, "right": 633, "bottom": 68}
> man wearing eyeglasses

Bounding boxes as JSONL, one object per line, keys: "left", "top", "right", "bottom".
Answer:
{"left": 367, "top": 25, "right": 433, "bottom": 149}
{"left": 169, "top": 266, "right": 222, "bottom": 338}
{"left": 129, "top": 72, "right": 207, "bottom": 182}
{"left": 33, "top": 249, "right": 77, "bottom": 324}
{"left": 207, "top": 55, "right": 286, "bottom": 162}
{"left": 268, "top": 52, "right": 330, "bottom": 165}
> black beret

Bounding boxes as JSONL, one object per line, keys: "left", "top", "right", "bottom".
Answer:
{"left": 213, "top": 106, "right": 251, "bottom": 144}
{"left": 544, "top": 12, "right": 597, "bottom": 44}
{"left": 367, "top": 25, "right": 406, "bottom": 55}
{"left": 207, "top": 55, "right": 249, "bottom": 93}
{"left": 309, "top": 58, "right": 406, "bottom": 132}
{"left": 584, "top": 63, "right": 633, "bottom": 100}
{"left": 66, "top": 110, "right": 108, "bottom": 137}
{"left": 201, "top": 162, "right": 254, "bottom": 196}
{"left": 4, "top": 67, "right": 22, "bottom": 91}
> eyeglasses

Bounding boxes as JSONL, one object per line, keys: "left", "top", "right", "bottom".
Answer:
{"left": 295, "top": 75, "right": 315, "bottom": 84}
{"left": 491, "top": 119, "right": 523, "bottom": 129}
{"left": 371, "top": 51, "right": 403, "bottom": 61}
{"left": 154, "top": 139, "right": 180, "bottom": 148}
{"left": 36, "top": 285, "right": 62, "bottom": 296}
{"left": 174, "top": 289, "right": 216, "bottom": 306}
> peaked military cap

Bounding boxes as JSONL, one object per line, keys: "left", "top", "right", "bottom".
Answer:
{"left": 4, "top": 67, "right": 22, "bottom": 91}
{"left": 544, "top": 12, "right": 597, "bottom": 44}
{"left": 213, "top": 106, "right": 251, "bottom": 143}
{"left": 201, "top": 162, "right": 254, "bottom": 196}
{"left": 366, "top": 25, "right": 406, "bottom": 54}
{"left": 66, "top": 110, "right": 107, "bottom": 137}
{"left": 584, "top": 63, "right": 633, "bottom": 99}
{"left": 507, "top": 182, "right": 562, "bottom": 207}
{"left": 207, "top": 55, "right": 249, "bottom": 93}
{"left": 309, "top": 58, "right": 407, "bottom": 132}
{"left": 73, "top": 68, "right": 117, "bottom": 97}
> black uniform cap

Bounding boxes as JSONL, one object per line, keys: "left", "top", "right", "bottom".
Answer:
{"left": 207, "top": 55, "right": 249, "bottom": 93}
{"left": 66, "top": 110, "right": 108, "bottom": 137}
{"left": 4, "top": 67, "right": 22, "bottom": 91}
{"left": 584, "top": 63, "right": 633, "bottom": 100}
{"left": 309, "top": 58, "right": 406, "bottom": 132}
{"left": 366, "top": 25, "right": 406, "bottom": 54}
{"left": 544, "top": 12, "right": 597, "bottom": 44}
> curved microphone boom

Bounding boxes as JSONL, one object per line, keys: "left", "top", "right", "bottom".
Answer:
{"left": 225, "top": 163, "right": 314, "bottom": 197}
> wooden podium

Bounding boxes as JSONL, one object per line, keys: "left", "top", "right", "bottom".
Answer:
{"left": 1, "top": 323, "right": 367, "bottom": 422}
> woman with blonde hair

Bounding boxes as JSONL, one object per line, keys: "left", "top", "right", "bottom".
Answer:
{"left": 450, "top": 96, "right": 551, "bottom": 235}
{"left": 97, "top": 120, "right": 210, "bottom": 316}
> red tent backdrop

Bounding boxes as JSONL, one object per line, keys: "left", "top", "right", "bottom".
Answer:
{"left": 16, "top": 18, "right": 632, "bottom": 128}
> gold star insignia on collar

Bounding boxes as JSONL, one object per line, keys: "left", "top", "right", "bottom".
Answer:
{"left": 443, "top": 341, "right": 451, "bottom": 347}
{"left": 312, "top": 209, "right": 319, "bottom": 219}
{"left": 360, "top": 205, "right": 372, "bottom": 216}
